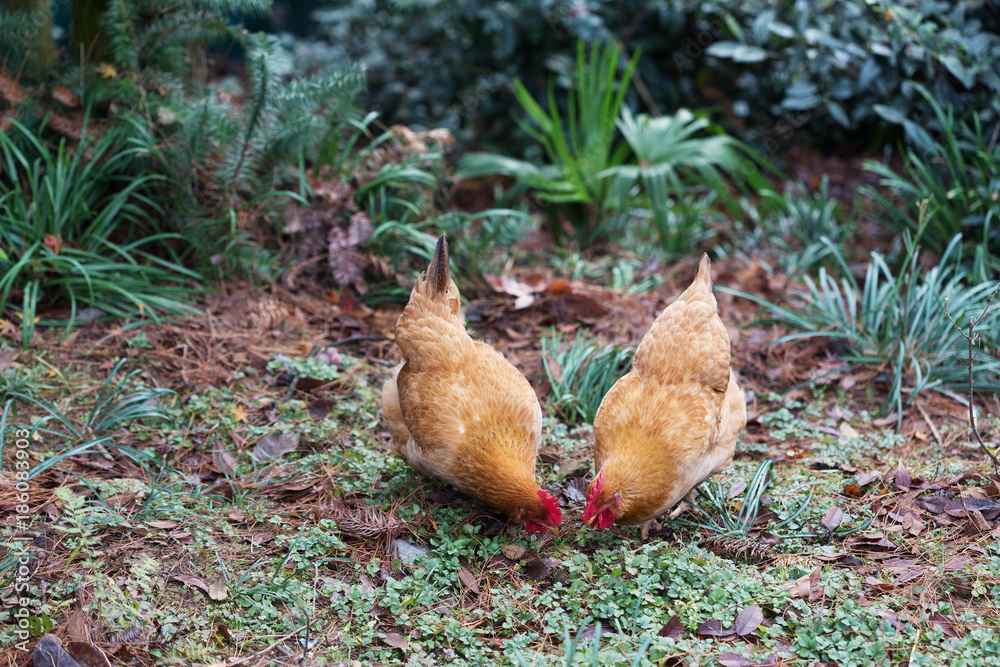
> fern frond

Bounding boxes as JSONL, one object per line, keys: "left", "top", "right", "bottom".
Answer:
{"left": 271, "top": 64, "right": 368, "bottom": 105}
{"left": 102, "top": 0, "right": 141, "bottom": 69}
{"left": 138, "top": 12, "right": 233, "bottom": 55}
{"left": 186, "top": 0, "right": 271, "bottom": 19}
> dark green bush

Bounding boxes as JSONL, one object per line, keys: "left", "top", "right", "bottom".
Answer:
{"left": 862, "top": 85, "right": 1000, "bottom": 280}
{"left": 313, "top": 0, "right": 1000, "bottom": 151}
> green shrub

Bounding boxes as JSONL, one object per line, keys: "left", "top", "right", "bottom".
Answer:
{"left": 459, "top": 41, "right": 767, "bottom": 249}
{"left": 458, "top": 41, "right": 639, "bottom": 247}
{"left": 728, "top": 232, "right": 1000, "bottom": 423}
{"left": 733, "top": 177, "right": 851, "bottom": 276}
{"left": 862, "top": 85, "right": 1000, "bottom": 280}
{"left": 697, "top": 0, "right": 1000, "bottom": 139}
{"left": 604, "top": 106, "right": 768, "bottom": 253}
{"left": 310, "top": 1, "right": 1000, "bottom": 150}
{"left": 0, "top": 118, "right": 201, "bottom": 345}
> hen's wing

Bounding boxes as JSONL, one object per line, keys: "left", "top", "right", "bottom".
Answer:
{"left": 708, "top": 370, "right": 746, "bottom": 476}
{"left": 394, "top": 342, "right": 542, "bottom": 483}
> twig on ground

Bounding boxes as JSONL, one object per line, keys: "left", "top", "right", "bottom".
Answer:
{"left": 945, "top": 282, "right": 1000, "bottom": 476}
{"left": 914, "top": 401, "right": 942, "bottom": 446}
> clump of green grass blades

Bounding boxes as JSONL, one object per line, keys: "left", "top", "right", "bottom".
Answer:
{"left": 0, "top": 118, "right": 201, "bottom": 346}
{"left": 0, "top": 358, "right": 170, "bottom": 479}
{"left": 541, "top": 329, "right": 632, "bottom": 425}
{"left": 862, "top": 83, "right": 1000, "bottom": 280}
{"left": 726, "top": 230, "right": 1000, "bottom": 426}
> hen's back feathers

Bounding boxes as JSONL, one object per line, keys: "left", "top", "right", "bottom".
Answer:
{"left": 393, "top": 235, "right": 470, "bottom": 372}
{"left": 631, "top": 254, "right": 729, "bottom": 393}
{"left": 590, "top": 253, "right": 746, "bottom": 527}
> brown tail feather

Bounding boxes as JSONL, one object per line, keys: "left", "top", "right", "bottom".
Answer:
{"left": 695, "top": 253, "right": 713, "bottom": 294}
{"left": 426, "top": 234, "right": 450, "bottom": 297}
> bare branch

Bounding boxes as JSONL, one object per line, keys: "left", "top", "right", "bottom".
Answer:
{"left": 947, "top": 282, "right": 1000, "bottom": 476}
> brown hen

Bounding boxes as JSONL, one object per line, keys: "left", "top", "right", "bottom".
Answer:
{"left": 381, "top": 235, "right": 561, "bottom": 532}
{"left": 582, "top": 254, "right": 746, "bottom": 536}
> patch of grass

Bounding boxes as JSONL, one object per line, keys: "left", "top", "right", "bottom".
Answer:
{"left": 541, "top": 329, "right": 633, "bottom": 425}
{"left": 5, "top": 346, "right": 1000, "bottom": 666}
{"left": 0, "top": 118, "right": 202, "bottom": 345}
{"left": 3, "top": 358, "right": 171, "bottom": 479}
{"left": 726, "top": 232, "right": 1000, "bottom": 424}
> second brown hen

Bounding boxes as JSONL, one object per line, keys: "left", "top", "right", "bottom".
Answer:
{"left": 381, "top": 235, "right": 561, "bottom": 532}
{"left": 582, "top": 254, "right": 745, "bottom": 536}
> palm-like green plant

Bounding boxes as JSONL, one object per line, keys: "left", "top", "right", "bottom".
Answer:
{"left": 458, "top": 40, "right": 639, "bottom": 245}
{"left": 603, "top": 107, "right": 769, "bottom": 253}
{"left": 0, "top": 119, "right": 201, "bottom": 346}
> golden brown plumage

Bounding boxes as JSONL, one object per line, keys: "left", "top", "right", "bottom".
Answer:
{"left": 582, "top": 254, "right": 746, "bottom": 532}
{"left": 381, "top": 235, "right": 561, "bottom": 531}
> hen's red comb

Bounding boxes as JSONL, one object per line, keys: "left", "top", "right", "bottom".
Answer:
{"left": 537, "top": 489, "right": 563, "bottom": 526}
{"left": 582, "top": 470, "right": 604, "bottom": 523}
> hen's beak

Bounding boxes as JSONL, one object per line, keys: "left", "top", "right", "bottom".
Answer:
{"left": 546, "top": 524, "right": 559, "bottom": 535}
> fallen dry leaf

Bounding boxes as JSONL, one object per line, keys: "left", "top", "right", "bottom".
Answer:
{"left": 857, "top": 470, "right": 882, "bottom": 486}
{"left": 502, "top": 545, "right": 528, "bottom": 561}
{"left": 790, "top": 567, "right": 823, "bottom": 602}
{"left": 717, "top": 653, "right": 755, "bottom": 667}
{"left": 484, "top": 273, "right": 551, "bottom": 309}
{"left": 838, "top": 422, "right": 860, "bottom": 438}
{"left": 230, "top": 404, "right": 248, "bottom": 423}
{"left": 382, "top": 632, "right": 409, "bottom": 651}
{"left": 821, "top": 507, "right": 843, "bottom": 532}
{"left": 144, "top": 520, "right": 178, "bottom": 530}
{"left": 733, "top": 604, "right": 763, "bottom": 636}
{"left": 696, "top": 618, "right": 735, "bottom": 638}
{"left": 521, "top": 558, "right": 552, "bottom": 581}
{"left": 458, "top": 566, "right": 480, "bottom": 594}
{"left": 172, "top": 575, "right": 210, "bottom": 596}
{"left": 0, "top": 347, "right": 19, "bottom": 370}
{"left": 926, "top": 613, "right": 962, "bottom": 638}
{"left": 658, "top": 615, "right": 684, "bottom": 639}
{"left": 67, "top": 640, "right": 112, "bottom": 667}
{"left": 209, "top": 579, "right": 227, "bottom": 601}
{"left": 252, "top": 431, "right": 301, "bottom": 462}
{"left": 894, "top": 461, "right": 911, "bottom": 491}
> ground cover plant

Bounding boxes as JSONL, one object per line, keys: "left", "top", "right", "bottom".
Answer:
{"left": 2, "top": 1, "right": 1000, "bottom": 666}
{"left": 2, "top": 258, "right": 999, "bottom": 666}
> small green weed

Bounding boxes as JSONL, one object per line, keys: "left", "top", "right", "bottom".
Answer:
{"left": 4, "top": 358, "right": 171, "bottom": 479}
{"left": 542, "top": 329, "right": 632, "bottom": 425}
